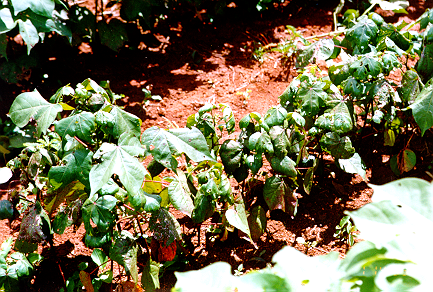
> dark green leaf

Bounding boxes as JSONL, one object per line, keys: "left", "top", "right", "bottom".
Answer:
{"left": 269, "top": 156, "right": 297, "bottom": 177}
{"left": 315, "top": 101, "right": 353, "bottom": 134}
{"left": 55, "top": 112, "right": 95, "bottom": 143}
{"left": 98, "top": 19, "right": 128, "bottom": 52}
{"left": 345, "top": 16, "right": 378, "bottom": 52}
{"left": 49, "top": 149, "right": 93, "bottom": 190}
{"left": 297, "top": 81, "right": 327, "bottom": 116}
{"left": 409, "top": 79, "right": 433, "bottom": 136}
{"left": 141, "top": 258, "right": 160, "bottom": 292}
{"left": 109, "top": 231, "right": 139, "bottom": 283}
{"left": 263, "top": 176, "right": 297, "bottom": 215}
{"left": 0, "top": 200, "right": 14, "bottom": 220}
{"left": 320, "top": 133, "right": 355, "bottom": 159}
{"left": 247, "top": 205, "right": 267, "bottom": 241}
{"left": 191, "top": 193, "right": 215, "bottom": 224}
{"left": 245, "top": 154, "right": 263, "bottom": 175}
{"left": 416, "top": 43, "right": 433, "bottom": 83}
{"left": 399, "top": 70, "right": 423, "bottom": 104}
{"left": 264, "top": 106, "right": 287, "bottom": 128}
{"left": 220, "top": 140, "right": 243, "bottom": 174}
{"left": 349, "top": 55, "right": 382, "bottom": 80}
{"left": 82, "top": 195, "right": 117, "bottom": 233}
{"left": 269, "top": 126, "right": 289, "bottom": 158}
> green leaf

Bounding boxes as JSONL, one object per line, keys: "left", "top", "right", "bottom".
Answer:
{"left": 255, "top": 130, "right": 274, "bottom": 155}
{"left": 191, "top": 192, "right": 215, "bottom": 224}
{"left": 315, "top": 101, "right": 353, "bottom": 134}
{"left": 141, "top": 258, "right": 161, "bottom": 292}
{"left": 269, "top": 156, "right": 297, "bottom": 177}
{"left": 55, "top": 112, "right": 96, "bottom": 143}
{"left": 109, "top": 231, "right": 139, "bottom": 284}
{"left": 90, "top": 133, "right": 147, "bottom": 197}
{"left": 247, "top": 205, "right": 267, "bottom": 242}
{"left": 10, "top": 252, "right": 32, "bottom": 277}
{"left": 0, "top": 238, "right": 13, "bottom": 263}
{"left": 98, "top": 19, "right": 128, "bottom": 52}
{"left": 11, "top": 0, "right": 55, "bottom": 18}
{"left": 263, "top": 176, "right": 297, "bottom": 215}
{"left": 0, "top": 200, "right": 14, "bottom": 220}
{"left": 297, "top": 81, "right": 327, "bottom": 116}
{"left": 263, "top": 106, "right": 287, "bottom": 128}
{"left": 269, "top": 126, "right": 289, "bottom": 158}
{"left": 168, "top": 170, "right": 194, "bottom": 217}
{"left": 371, "top": 0, "right": 409, "bottom": 13}
{"left": 397, "top": 148, "right": 416, "bottom": 173}
{"left": 49, "top": 149, "right": 93, "bottom": 190}
{"left": 329, "top": 64, "right": 350, "bottom": 86}
{"left": 225, "top": 197, "right": 251, "bottom": 239}
{"left": 142, "top": 126, "right": 215, "bottom": 170}
{"left": 0, "top": 33, "right": 7, "bottom": 60}
{"left": 110, "top": 105, "right": 142, "bottom": 138}
{"left": 272, "top": 246, "right": 340, "bottom": 290}
{"left": 220, "top": 103, "right": 236, "bottom": 134}
{"left": 345, "top": 16, "right": 378, "bottom": 52}
{"left": 82, "top": 195, "right": 117, "bottom": 233}
{"left": 337, "top": 152, "right": 367, "bottom": 180}
{"left": 85, "top": 232, "right": 111, "bottom": 248}
{"left": 409, "top": 79, "right": 433, "bottom": 136}
{"left": 18, "top": 19, "right": 39, "bottom": 54}
{"left": 416, "top": 43, "right": 433, "bottom": 83}
{"left": 350, "top": 55, "right": 382, "bottom": 80}
{"left": 399, "top": 70, "right": 423, "bottom": 104}
{"left": 0, "top": 8, "right": 16, "bottom": 34}
{"left": 245, "top": 154, "right": 263, "bottom": 175}
{"left": 175, "top": 262, "right": 235, "bottom": 291}
{"left": 220, "top": 139, "right": 243, "bottom": 174}
{"left": 9, "top": 90, "right": 63, "bottom": 137}
{"left": 350, "top": 177, "right": 433, "bottom": 246}
{"left": 320, "top": 132, "right": 355, "bottom": 159}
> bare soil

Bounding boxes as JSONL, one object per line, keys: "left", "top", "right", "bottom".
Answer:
{"left": 1, "top": 0, "right": 433, "bottom": 291}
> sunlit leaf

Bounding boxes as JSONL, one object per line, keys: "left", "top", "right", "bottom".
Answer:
{"left": 9, "top": 90, "right": 63, "bottom": 137}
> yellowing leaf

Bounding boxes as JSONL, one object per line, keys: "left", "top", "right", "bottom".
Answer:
{"left": 79, "top": 271, "right": 94, "bottom": 292}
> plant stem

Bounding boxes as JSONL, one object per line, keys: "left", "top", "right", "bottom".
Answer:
{"left": 305, "top": 29, "right": 348, "bottom": 41}
{"left": 360, "top": 3, "right": 377, "bottom": 17}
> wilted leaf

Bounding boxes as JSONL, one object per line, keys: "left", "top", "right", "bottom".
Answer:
{"left": 397, "top": 148, "right": 416, "bottom": 173}
{"left": 168, "top": 170, "right": 194, "bottom": 217}
{"left": 15, "top": 202, "right": 51, "bottom": 253}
